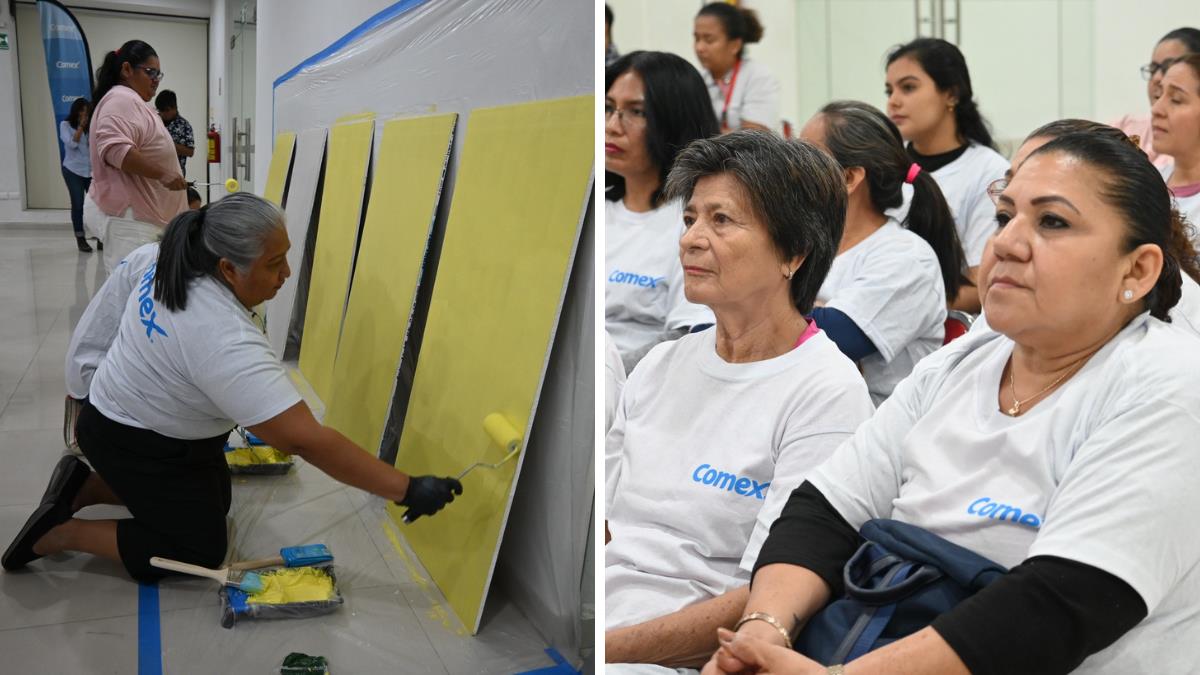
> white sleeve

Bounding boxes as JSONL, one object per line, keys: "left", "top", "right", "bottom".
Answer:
{"left": 739, "top": 375, "right": 875, "bottom": 571}
{"left": 825, "top": 246, "right": 945, "bottom": 362}
{"left": 806, "top": 353, "right": 937, "bottom": 529}
{"left": 1028, "top": 396, "right": 1200, "bottom": 613}
{"left": 60, "top": 121, "right": 80, "bottom": 151}
{"left": 960, "top": 167, "right": 1005, "bottom": 266}
{"left": 189, "top": 331, "right": 302, "bottom": 428}
{"left": 604, "top": 332, "right": 626, "bottom": 434}
{"left": 64, "top": 252, "right": 145, "bottom": 398}
{"left": 739, "top": 68, "right": 781, "bottom": 132}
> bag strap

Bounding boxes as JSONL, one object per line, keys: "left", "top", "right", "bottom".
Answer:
{"left": 843, "top": 541, "right": 944, "bottom": 605}
{"left": 830, "top": 562, "right": 916, "bottom": 664}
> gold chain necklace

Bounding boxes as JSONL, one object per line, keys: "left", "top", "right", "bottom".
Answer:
{"left": 1006, "top": 357, "right": 1087, "bottom": 416}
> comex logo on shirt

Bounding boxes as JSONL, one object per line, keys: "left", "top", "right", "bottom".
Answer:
{"left": 137, "top": 263, "right": 169, "bottom": 342}
{"left": 608, "top": 269, "right": 665, "bottom": 289}
{"left": 692, "top": 464, "right": 769, "bottom": 500}
{"left": 966, "top": 497, "right": 1042, "bottom": 529}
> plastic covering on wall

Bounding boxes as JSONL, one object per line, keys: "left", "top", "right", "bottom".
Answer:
{"left": 270, "top": 0, "right": 593, "bottom": 665}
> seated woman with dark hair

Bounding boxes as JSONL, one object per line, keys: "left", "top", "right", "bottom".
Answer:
{"left": 799, "top": 101, "right": 965, "bottom": 403}
{"left": 605, "top": 51, "right": 720, "bottom": 372}
{"left": 605, "top": 131, "right": 874, "bottom": 672}
{"left": 702, "top": 132, "right": 1200, "bottom": 675}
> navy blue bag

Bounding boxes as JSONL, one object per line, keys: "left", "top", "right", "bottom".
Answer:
{"left": 794, "top": 519, "right": 1007, "bottom": 665}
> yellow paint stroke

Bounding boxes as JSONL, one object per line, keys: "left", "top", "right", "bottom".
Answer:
{"left": 381, "top": 518, "right": 467, "bottom": 636}
{"left": 263, "top": 132, "right": 296, "bottom": 206}
{"left": 246, "top": 567, "right": 335, "bottom": 605}
{"left": 225, "top": 446, "right": 292, "bottom": 466}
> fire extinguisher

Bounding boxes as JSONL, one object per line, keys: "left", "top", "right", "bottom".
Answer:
{"left": 207, "top": 124, "right": 221, "bottom": 163}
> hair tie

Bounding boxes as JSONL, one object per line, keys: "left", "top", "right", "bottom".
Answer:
{"left": 113, "top": 49, "right": 119, "bottom": 56}
{"left": 905, "top": 163, "right": 922, "bottom": 184}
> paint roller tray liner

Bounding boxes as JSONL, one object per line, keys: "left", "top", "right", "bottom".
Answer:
{"left": 224, "top": 444, "right": 294, "bottom": 475}
{"left": 219, "top": 565, "right": 344, "bottom": 628}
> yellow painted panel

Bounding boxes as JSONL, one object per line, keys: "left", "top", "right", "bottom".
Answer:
{"left": 324, "top": 113, "right": 458, "bottom": 454}
{"left": 262, "top": 132, "right": 296, "bottom": 207}
{"left": 388, "top": 95, "right": 593, "bottom": 633}
{"left": 297, "top": 116, "right": 374, "bottom": 404}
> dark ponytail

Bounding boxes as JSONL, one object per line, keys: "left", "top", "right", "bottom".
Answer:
{"left": 155, "top": 193, "right": 286, "bottom": 312}
{"left": 697, "top": 2, "right": 764, "bottom": 58}
{"left": 887, "top": 38, "right": 995, "bottom": 150}
{"left": 818, "top": 101, "right": 969, "bottom": 300}
{"left": 1028, "top": 133, "right": 1197, "bottom": 321}
{"left": 92, "top": 40, "right": 157, "bottom": 105}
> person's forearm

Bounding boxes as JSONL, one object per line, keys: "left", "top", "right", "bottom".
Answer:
{"left": 175, "top": 143, "right": 195, "bottom": 158}
{"left": 738, "top": 563, "right": 832, "bottom": 644}
{"left": 950, "top": 268, "right": 981, "bottom": 313}
{"left": 606, "top": 585, "right": 749, "bottom": 668}
{"left": 73, "top": 127, "right": 84, "bottom": 143}
{"left": 120, "top": 148, "right": 170, "bottom": 180}
{"left": 843, "top": 627, "right": 970, "bottom": 675}
{"left": 289, "top": 425, "right": 410, "bottom": 502}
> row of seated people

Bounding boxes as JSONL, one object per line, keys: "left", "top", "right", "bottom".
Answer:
{"left": 603, "top": 32, "right": 1200, "bottom": 675}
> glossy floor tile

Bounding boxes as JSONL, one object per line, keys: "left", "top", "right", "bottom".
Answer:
{"left": 0, "top": 228, "right": 561, "bottom": 674}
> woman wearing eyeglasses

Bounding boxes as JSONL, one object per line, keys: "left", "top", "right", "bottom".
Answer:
{"left": 85, "top": 39, "right": 188, "bottom": 274}
{"left": 605, "top": 51, "right": 720, "bottom": 372}
{"left": 1110, "top": 28, "right": 1199, "bottom": 170}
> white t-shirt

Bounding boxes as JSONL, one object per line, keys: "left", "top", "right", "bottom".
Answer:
{"left": 605, "top": 198, "right": 714, "bottom": 373}
{"left": 605, "top": 328, "right": 874, "bottom": 630}
{"left": 604, "top": 331, "right": 626, "bottom": 434}
{"left": 894, "top": 143, "right": 1009, "bottom": 267}
{"left": 88, "top": 262, "right": 301, "bottom": 440}
{"left": 1160, "top": 165, "right": 1200, "bottom": 248}
{"left": 817, "top": 219, "right": 946, "bottom": 403}
{"left": 702, "top": 59, "right": 781, "bottom": 133}
{"left": 65, "top": 243, "right": 160, "bottom": 399}
{"left": 809, "top": 312, "right": 1200, "bottom": 674}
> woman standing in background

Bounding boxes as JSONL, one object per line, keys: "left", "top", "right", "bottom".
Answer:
{"left": 693, "top": 2, "right": 781, "bottom": 134}
{"left": 60, "top": 97, "right": 93, "bottom": 252}
{"left": 885, "top": 38, "right": 1007, "bottom": 313}
{"left": 85, "top": 39, "right": 187, "bottom": 273}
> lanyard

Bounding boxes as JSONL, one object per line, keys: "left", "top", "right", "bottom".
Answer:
{"left": 718, "top": 59, "right": 742, "bottom": 129}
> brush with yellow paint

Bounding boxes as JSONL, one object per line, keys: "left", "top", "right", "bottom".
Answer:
{"left": 403, "top": 413, "right": 521, "bottom": 524}
{"left": 149, "top": 556, "right": 266, "bottom": 593}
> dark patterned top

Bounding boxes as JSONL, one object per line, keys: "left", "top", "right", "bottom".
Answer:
{"left": 165, "top": 115, "right": 194, "bottom": 172}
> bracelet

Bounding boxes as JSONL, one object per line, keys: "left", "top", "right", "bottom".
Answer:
{"left": 827, "top": 666, "right": 845, "bottom": 675}
{"left": 733, "top": 611, "right": 793, "bottom": 649}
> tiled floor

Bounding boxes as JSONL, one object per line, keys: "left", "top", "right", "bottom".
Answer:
{"left": 0, "top": 227, "right": 560, "bottom": 674}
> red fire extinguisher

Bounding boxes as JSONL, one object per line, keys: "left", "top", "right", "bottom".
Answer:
{"left": 207, "top": 124, "right": 221, "bottom": 163}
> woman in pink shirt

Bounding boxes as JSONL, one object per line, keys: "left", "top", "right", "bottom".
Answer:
{"left": 84, "top": 40, "right": 187, "bottom": 273}
{"left": 1110, "top": 27, "right": 1200, "bottom": 169}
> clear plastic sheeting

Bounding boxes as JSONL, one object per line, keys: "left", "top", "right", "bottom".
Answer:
{"left": 268, "top": 0, "right": 594, "bottom": 667}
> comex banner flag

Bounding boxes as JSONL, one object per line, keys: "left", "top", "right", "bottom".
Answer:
{"left": 38, "top": 0, "right": 93, "bottom": 160}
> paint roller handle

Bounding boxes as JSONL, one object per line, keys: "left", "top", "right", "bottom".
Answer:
{"left": 397, "top": 475, "right": 464, "bottom": 523}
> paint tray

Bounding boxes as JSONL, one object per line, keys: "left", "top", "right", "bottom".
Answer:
{"left": 224, "top": 443, "right": 294, "bottom": 475}
{"left": 218, "top": 564, "right": 344, "bottom": 628}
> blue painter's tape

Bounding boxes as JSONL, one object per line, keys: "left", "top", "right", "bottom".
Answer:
{"left": 272, "top": 0, "right": 430, "bottom": 90}
{"left": 137, "top": 582, "right": 163, "bottom": 675}
{"left": 514, "top": 647, "right": 581, "bottom": 675}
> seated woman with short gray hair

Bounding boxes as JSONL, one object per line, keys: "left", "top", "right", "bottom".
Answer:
{"left": 604, "top": 131, "right": 875, "bottom": 672}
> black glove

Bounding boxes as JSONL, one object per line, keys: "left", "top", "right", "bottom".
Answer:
{"left": 398, "top": 475, "right": 464, "bottom": 523}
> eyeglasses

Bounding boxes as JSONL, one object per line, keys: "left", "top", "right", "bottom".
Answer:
{"left": 604, "top": 104, "right": 647, "bottom": 127}
{"left": 986, "top": 177, "right": 1007, "bottom": 205}
{"left": 138, "top": 66, "right": 164, "bottom": 82}
{"left": 1140, "top": 58, "right": 1178, "bottom": 80}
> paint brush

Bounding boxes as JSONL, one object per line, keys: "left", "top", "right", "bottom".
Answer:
{"left": 227, "top": 544, "right": 334, "bottom": 571}
{"left": 150, "top": 556, "right": 266, "bottom": 594}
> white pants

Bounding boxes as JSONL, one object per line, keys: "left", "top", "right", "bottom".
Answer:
{"left": 84, "top": 195, "right": 162, "bottom": 274}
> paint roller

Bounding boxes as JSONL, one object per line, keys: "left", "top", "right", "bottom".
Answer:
{"left": 189, "top": 178, "right": 240, "bottom": 192}
{"left": 401, "top": 413, "right": 522, "bottom": 524}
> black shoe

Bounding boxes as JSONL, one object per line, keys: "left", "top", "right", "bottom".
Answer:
{"left": 76, "top": 237, "right": 93, "bottom": 253}
{"left": 40, "top": 455, "right": 90, "bottom": 515}
{"left": 96, "top": 240, "right": 103, "bottom": 251}
{"left": 2, "top": 503, "right": 59, "bottom": 570}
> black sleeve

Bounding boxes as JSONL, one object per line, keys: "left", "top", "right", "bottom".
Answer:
{"left": 932, "top": 555, "right": 1147, "bottom": 675}
{"left": 752, "top": 481, "right": 861, "bottom": 596}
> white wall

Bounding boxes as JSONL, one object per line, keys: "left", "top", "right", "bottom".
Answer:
{"left": 0, "top": 0, "right": 210, "bottom": 224}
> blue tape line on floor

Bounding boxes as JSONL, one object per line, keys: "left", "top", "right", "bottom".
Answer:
{"left": 514, "top": 647, "right": 580, "bottom": 675}
{"left": 137, "top": 582, "right": 162, "bottom": 675}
